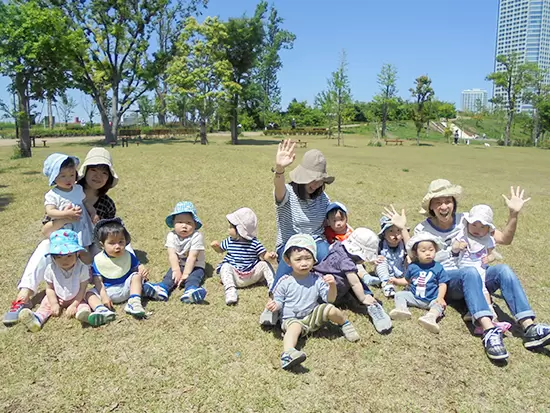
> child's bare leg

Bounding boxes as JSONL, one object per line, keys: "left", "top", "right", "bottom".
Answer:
{"left": 346, "top": 272, "right": 371, "bottom": 304}
{"left": 283, "top": 323, "right": 303, "bottom": 352}
{"left": 130, "top": 273, "right": 143, "bottom": 296}
{"left": 79, "top": 249, "right": 92, "bottom": 265}
{"left": 86, "top": 291, "right": 102, "bottom": 311}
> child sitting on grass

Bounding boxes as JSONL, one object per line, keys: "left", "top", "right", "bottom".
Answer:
{"left": 324, "top": 202, "right": 354, "bottom": 243}
{"left": 266, "top": 234, "right": 360, "bottom": 370}
{"left": 389, "top": 232, "right": 449, "bottom": 334}
{"left": 18, "top": 230, "right": 92, "bottom": 332}
{"left": 211, "top": 207, "right": 276, "bottom": 305}
{"left": 88, "top": 218, "right": 158, "bottom": 321}
{"left": 152, "top": 202, "right": 207, "bottom": 303}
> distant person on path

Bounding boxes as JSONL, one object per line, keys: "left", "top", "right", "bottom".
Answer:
{"left": 413, "top": 179, "right": 550, "bottom": 361}
{"left": 291, "top": 118, "right": 296, "bottom": 129}
{"left": 454, "top": 130, "right": 459, "bottom": 145}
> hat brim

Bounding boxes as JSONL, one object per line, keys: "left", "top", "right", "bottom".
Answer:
{"left": 342, "top": 240, "right": 377, "bottom": 262}
{"left": 78, "top": 155, "right": 119, "bottom": 188}
{"left": 463, "top": 215, "right": 495, "bottom": 231}
{"left": 226, "top": 212, "right": 253, "bottom": 240}
{"left": 420, "top": 185, "right": 462, "bottom": 215}
{"left": 378, "top": 222, "right": 394, "bottom": 236}
{"left": 45, "top": 244, "right": 85, "bottom": 256}
{"left": 289, "top": 164, "right": 334, "bottom": 185}
{"left": 47, "top": 155, "right": 80, "bottom": 186}
{"left": 166, "top": 211, "right": 203, "bottom": 229}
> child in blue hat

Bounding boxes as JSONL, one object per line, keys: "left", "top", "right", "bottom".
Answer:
{"left": 151, "top": 201, "right": 207, "bottom": 303}
{"left": 43, "top": 153, "right": 95, "bottom": 262}
{"left": 18, "top": 230, "right": 93, "bottom": 332}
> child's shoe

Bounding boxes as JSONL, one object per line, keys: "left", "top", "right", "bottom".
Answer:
{"left": 18, "top": 308, "right": 42, "bottom": 332}
{"left": 153, "top": 284, "right": 169, "bottom": 301}
{"left": 523, "top": 323, "right": 550, "bottom": 349}
{"left": 76, "top": 307, "right": 91, "bottom": 324}
{"left": 280, "top": 348, "right": 307, "bottom": 370}
{"left": 180, "top": 287, "right": 207, "bottom": 304}
{"left": 367, "top": 302, "right": 392, "bottom": 333}
{"left": 362, "top": 274, "right": 381, "bottom": 287}
{"left": 341, "top": 321, "right": 360, "bottom": 342}
{"left": 88, "top": 306, "right": 116, "bottom": 326}
{"left": 382, "top": 283, "right": 395, "bottom": 298}
{"left": 3, "top": 300, "right": 28, "bottom": 326}
{"left": 418, "top": 310, "right": 440, "bottom": 334}
{"left": 225, "top": 287, "right": 238, "bottom": 305}
{"left": 389, "top": 308, "right": 412, "bottom": 320}
{"left": 142, "top": 282, "right": 162, "bottom": 300}
{"left": 259, "top": 309, "right": 279, "bottom": 326}
{"left": 125, "top": 300, "right": 146, "bottom": 318}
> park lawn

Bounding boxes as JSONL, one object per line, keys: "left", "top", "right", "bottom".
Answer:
{"left": 344, "top": 121, "right": 445, "bottom": 142}
{"left": 454, "top": 116, "right": 532, "bottom": 143}
{"left": 1, "top": 134, "right": 550, "bottom": 413}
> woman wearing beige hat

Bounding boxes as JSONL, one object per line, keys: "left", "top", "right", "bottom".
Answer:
{"left": 3, "top": 148, "right": 119, "bottom": 326}
{"left": 413, "top": 179, "right": 550, "bottom": 361}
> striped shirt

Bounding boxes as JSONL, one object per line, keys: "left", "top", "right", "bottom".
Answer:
{"left": 275, "top": 184, "right": 330, "bottom": 249}
{"left": 217, "top": 237, "right": 266, "bottom": 272}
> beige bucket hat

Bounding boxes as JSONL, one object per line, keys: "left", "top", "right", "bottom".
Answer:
{"left": 342, "top": 227, "right": 379, "bottom": 262}
{"left": 283, "top": 233, "right": 317, "bottom": 259}
{"left": 419, "top": 179, "right": 462, "bottom": 215}
{"left": 226, "top": 207, "right": 258, "bottom": 240}
{"left": 78, "top": 148, "right": 119, "bottom": 188}
{"left": 406, "top": 232, "right": 446, "bottom": 256}
{"left": 289, "top": 149, "right": 335, "bottom": 185}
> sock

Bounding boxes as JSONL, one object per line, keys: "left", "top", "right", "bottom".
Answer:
{"left": 95, "top": 305, "right": 108, "bottom": 312}
{"left": 129, "top": 295, "right": 141, "bottom": 305}
{"left": 341, "top": 320, "right": 350, "bottom": 327}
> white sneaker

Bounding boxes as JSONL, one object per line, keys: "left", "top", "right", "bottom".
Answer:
{"left": 382, "top": 284, "right": 395, "bottom": 298}
{"left": 225, "top": 288, "right": 238, "bottom": 305}
{"left": 76, "top": 307, "right": 91, "bottom": 324}
{"left": 389, "top": 308, "right": 412, "bottom": 320}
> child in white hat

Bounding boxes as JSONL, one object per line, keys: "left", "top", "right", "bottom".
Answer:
{"left": 211, "top": 207, "right": 277, "bottom": 305}
{"left": 267, "top": 234, "right": 360, "bottom": 370}
{"left": 452, "top": 204, "right": 511, "bottom": 334}
{"left": 313, "top": 228, "right": 392, "bottom": 334}
{"left": 389, "top": 232, "right": 449, "bottom": 334}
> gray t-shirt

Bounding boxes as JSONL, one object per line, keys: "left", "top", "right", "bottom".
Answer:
{"left": 273, "top": 272, "right": 329, "bottom": 320}
{"left": 165, "top": 230, "right": 206, "bottom": 269}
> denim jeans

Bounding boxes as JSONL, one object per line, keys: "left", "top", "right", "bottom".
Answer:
{"left": 446, "top": 264, "right": 535, "bottom": 322}
{"left": 160, "top": 266, "right": 205, "bottom": 295}
{"left": 270, "top": 239, "right": 330, "bottom": 292}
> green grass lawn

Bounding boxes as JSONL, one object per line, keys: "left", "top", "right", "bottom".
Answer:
{"left": 1, "top": 134, "right": 550, "bottom": 412}
{"left": 344, "top": 121, "right": 445, "bottom": 142}
{"left": 454, "top": 116, "right": 532, "bottom": 143}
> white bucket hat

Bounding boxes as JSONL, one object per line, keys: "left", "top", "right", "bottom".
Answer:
{"left": 283, "top": 234, "right": 317, "bottom": 259}
{"left": 226, "top": 207, "right": 258, "bottom": 240}
{"left": 406, "top": 232, "right": 446, "bottom": 256}
{"left": 78, "top": 148, "right": 119, "bottom": 188}
{"left": 419, "top": 179, "right": 462, "bottom": 215}
{"left": 342, "top": 228, "right": 378, "bottom": 262}
{"left": 463, "top": 204, "right": 495, "bottom": 231}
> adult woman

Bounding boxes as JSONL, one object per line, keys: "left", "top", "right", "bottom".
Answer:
{"left": 3, "top": 148, "right": 119, "bottom": 325}
{"left": 413, "top": 179, "right": 550, "bottom": 361}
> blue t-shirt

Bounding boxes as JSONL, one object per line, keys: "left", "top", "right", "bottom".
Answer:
{"left": 405, "top": 261, "right": 449, "bottom": 303}
{"left": 216, "top": 237, "right": 266, "bottom": 273}
{"left": 92, "top": 250, "right": 140, "bottom": 287}
{"left": 273, "top": 272, "right": 329, "bottom": 320}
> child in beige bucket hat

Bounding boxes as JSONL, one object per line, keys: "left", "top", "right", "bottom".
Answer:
{"left": 211, "top": 207, "right": 277, "bottom": 305}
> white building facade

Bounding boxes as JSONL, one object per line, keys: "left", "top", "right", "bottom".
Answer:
{"left": 462, "top": 89, "right": 488, "bottom": 112}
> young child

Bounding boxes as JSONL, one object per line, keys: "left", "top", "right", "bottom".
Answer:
{"left": 267, "top": 234, "right": 360, "bottom": 370}
{"left": 211, "top": 207, "right": 276, "bottom": 305}
{"left": 324, "top": 202, "right": 353, "bottom": 243}
{"left": 313, "top": 228, "right": 392, "bottom": 334}
{"left": 452, "top": 204, "right": 511, "bottom": 334}
{"left": 88, "top": 218, "right": 158, "bottom": 320}
{"left": 389, "top": 232, "right": 449, "bottom": 334}
{"left": 370, "top": 213, "right": 410, "bottom": 298}
{"left": 43, "top": 153, "right": 94, "bottom": 261}
{"left": 153, "top": 201, "right": 207, "bottom": 303}
{"left": 18, "top": 230, "right": 92, "bottom": 332}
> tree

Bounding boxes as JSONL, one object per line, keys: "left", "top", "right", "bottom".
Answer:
{"left": 410, "top": 75, "right": 434, "bottom": 145}
{"left": 486, "top": 53, "right": 538, "bottom": 146}
{"left": 525, "top": 66, "right": 550, "bottom": 146}
{"left": 223, "top": 2, "right": 267, "bottom": 144}
{"left": 0, "top": 1, "right": 83, "bottom": 157}
{"left": 137, "top": 96, "right": 155, "bottom": 126}
{"left": 314, "top": 91, "right": 337, "bottom": 133}
{"left": 256, "top": 4, "right": 295, "bottom": 126}
{"left": 82, "top": 96, "right": 97, "bottom": 127}
{"left": 167, "top": 16, "right": 236, "bottom": 144}
{"left": 167, "top": 93, "right": 191, "bottom": 125}
{"left": 57, "top": 95, "right": 78, "bottom": 124}
{"left": 49, "top": 0, "right": 206, "bottom": 144}
{"left": 376, "top": 63, "right": 398, "bottom": 137}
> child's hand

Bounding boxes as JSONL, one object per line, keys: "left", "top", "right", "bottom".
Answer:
{"left": 65, "top": 205, "right": 82, "bottom": 221}
{"left": 210, "top": 240, "right": 221, "bottom": 249}
{"left": 178, "top": 273, "right": 189, "bottom": 287}
{"left": 100, "top": 292, "right": 113, "bottom": 309}
{"left": 265, "top": 251, "right": 278, "bottom": 261}
{"left": 384, "top": 204, "right": 407, "bottom": 230}
{"left": 266, "top": 299, "right": 279, "bottom": 312}
{"left": 322, "top": 274, "right": 336, "bottom": 286}
{"left": 435, "top": 297, "right": 447, "bottom": 309}
{"left": 66, "top": 302, "right": 78, "bottom": 318}
{"left": 481, "top": 255, "right": 489, "bottom": 266}
{"left": 171, "top": 268, "right": 183, "bottom": 285}
{"left": 388, "top": 277, "right": 397, "bottom": 285}
{"left": 452, "top": 240, "right": 468, "bottom": 253}
{"left": 92, "top": 214, "right": 101, "bottom": 225}
{"left": 138, "top": 264, "right": 149, "bottom": 281}
{"left": 51, "top": 303, "right": 62, "bottom": 317}
{"left": 374, "top": 255, "right": 386, "bottom": 265}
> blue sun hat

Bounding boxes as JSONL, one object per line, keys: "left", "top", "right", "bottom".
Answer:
{"left": 379, "top": 216, "right": 394, "bottom": 236}
{"left": 165, "top": 201, "right": 202, "bottom": 229}
{"left": 43, "top": 153, "right": 80, "bottom": 186}
{"left": 326, "top": 201, "right": 348, "bottom": 217}
{"left": 46, "top": 229, "right": 85, "bottom": 256}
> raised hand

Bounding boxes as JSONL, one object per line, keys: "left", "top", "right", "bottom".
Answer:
{"left": 275, "top": 139, "right": 296, "bottom": 170}
{"left": 502, "top": 186, "right": 531, "bottom": 215}
{"left": 383, "top": 205, "right": 407, "bottom": 230}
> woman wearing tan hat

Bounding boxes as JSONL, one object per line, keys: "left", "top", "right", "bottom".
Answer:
{"left": 260, "top": 140, "right": 334, "bottom": 325}
{"left": 3, "top": 148, "right": 120, "bottom": 326}
{"left": 413, "top": 179, "right": 550, "bottom": 361}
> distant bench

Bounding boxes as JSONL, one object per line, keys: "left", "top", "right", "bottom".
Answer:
{"left": 385, "top": 139, "right": 403, "bottom": 146}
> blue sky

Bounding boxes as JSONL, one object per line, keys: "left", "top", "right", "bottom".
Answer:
{"left": 0, "top": 0, "right": 498, "bottom": 122}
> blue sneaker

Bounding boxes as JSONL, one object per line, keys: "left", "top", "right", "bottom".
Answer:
{"left": 154, "top": 284, "right": 169, "bottom": 301}
{"left": 3, "top": 300, "right": 28, "bottom": 326}
{"left": 281, "top": 348, "right": 307, "bottom": 370}
{"left": 143, "top": 282, "right": 166, "bottom": 301}
{"left": 180, "top": 287, "right": 207, "bottom": 304}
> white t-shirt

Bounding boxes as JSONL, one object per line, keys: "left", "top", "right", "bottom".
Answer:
{"left": 165, "top": 231, "right": 206, "bottom": 269}
{"left": 44, "top": 259, "right": 90, "bottom": 301}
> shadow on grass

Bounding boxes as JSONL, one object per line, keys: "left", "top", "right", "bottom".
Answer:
{"left": 0, "top": 193, "right": 14, "bottom": 211}
{"left": 21, "top": 171, "right": 41, "bottom": 176}
{"left": 230, "top": 138, "right": 281, "bottom": 146}
{"left": 418, "top": 143, "right": 435, "bottom": 147}
{"left": 0, "top": 184, "right": 7, "bottom": 188}
{"left": 134, "top": 249, "right": 149, "bottom": 264}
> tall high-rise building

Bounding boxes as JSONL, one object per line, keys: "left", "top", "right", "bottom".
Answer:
{"left": 494, "top": 0, "right": 550, "bottom": 111}
{"left": 462, "top": 89, "right": 488, "bottom": 112}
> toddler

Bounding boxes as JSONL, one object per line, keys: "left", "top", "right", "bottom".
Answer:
{"left": 43, "top": 153, "right": 94, "bottom": 261}
{"left": 267, "top": 234, "right": 360, "bottom": 370}
{"left": 18, "top": 230, "right": 92, "bottom": 331}
{"left": 452, "top": 204, "right": 511, "bottom": 334}
{"left": 88, "top": 218, "right": 158, "bottom": 320}
{"left": 153, "top": 202, "right": 207, "bottom": 303}
{"left": 211, "top": 207, "right": 276, "bottom": 305}
{"left": 324, "top": 202, "right": 353, "bottom": 243}
{"left": 389, "top": 232, "right": 449, "bottom": 334}
{"left": 314, "top": 228, "right": 392, "bottom": 334}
